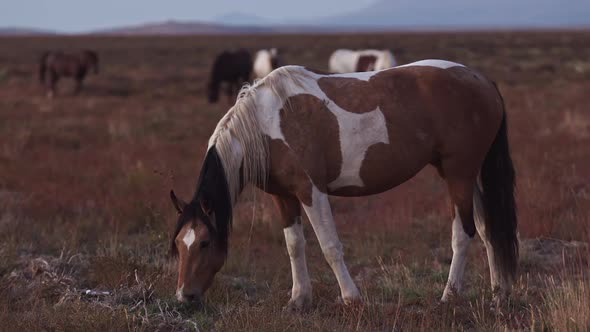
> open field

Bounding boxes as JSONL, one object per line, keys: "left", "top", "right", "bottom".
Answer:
{"left": 0, "top": 31, "right": 589, "bottom": 331}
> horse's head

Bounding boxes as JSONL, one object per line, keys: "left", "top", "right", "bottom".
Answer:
{"left": 169, "top": 147, "right": 233, "bottom": 304}
{"left": 170, "top": 191, "right": 227, "bottom": 304}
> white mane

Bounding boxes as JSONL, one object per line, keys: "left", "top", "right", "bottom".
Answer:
{"left": 207, "top": 66, "right": 317, "bottom": 203}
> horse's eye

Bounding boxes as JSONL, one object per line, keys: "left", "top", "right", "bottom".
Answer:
{"left": 199, "top": 241, "right": 210, "bottom": 249}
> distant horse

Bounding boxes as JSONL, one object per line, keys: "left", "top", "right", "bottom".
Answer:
{"left": 253, "top": 48, "right": 281, "bottom": 79}
{"left": 329, "top": 49, "right": 395, "bottom": 73}
{"left": 39, "top": 49, "right": 99, "bottom": 97}
{"left": 207, "top": 49, "right": 252, "bottom": 103}
{"left": 170, "top": 60, "right": 518, "bottom": 310}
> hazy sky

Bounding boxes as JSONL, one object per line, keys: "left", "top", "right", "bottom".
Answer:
{"left": 1, "top": 0, "right": 377, "bottom": 32}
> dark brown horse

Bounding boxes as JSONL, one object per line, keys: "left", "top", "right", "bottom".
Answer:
{"left": 207, "top": 49, "right": 252, "bottom": 103}
{"left": 39, "top": 49, "right": 99, "bottom": 97}
{"left": 170, "top": 60, "right": 518, "bottom": 310}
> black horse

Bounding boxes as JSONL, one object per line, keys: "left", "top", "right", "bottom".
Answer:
{"left": 207, "top": 49, "right": 252, "bottom": 103}
{"left": 39, "top": 49, "right": 99, "bottom": 97}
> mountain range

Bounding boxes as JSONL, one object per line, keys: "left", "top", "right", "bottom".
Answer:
{"left": 1, "top": 1, "right": 588, "bottom": 35}
{"left": 312, "top": 0, "right": 590, "bottom": 27}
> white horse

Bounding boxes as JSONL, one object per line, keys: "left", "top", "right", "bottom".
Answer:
{"left": 329, "top": 49, "right": 396, "bottom": 73}
{"left": 253, "top": 48, "right": 281, "bottom": 79}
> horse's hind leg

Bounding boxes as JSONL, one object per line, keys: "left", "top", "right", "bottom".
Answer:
{"left": 272, "top": 195, "right": 312, "bottom": 311}
{"left": 472, "top": 183, "right": 509, "bottom": 304}
{"left": 441, "top": 175, "right": 477, "bottom": 302}
{"left": 299, "top": 185, "right": 360, "bottom": 304}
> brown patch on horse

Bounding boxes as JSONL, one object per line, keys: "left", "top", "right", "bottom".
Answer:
{"left": 317, "top": 77, "right": 380, "bottom": 114}
{"left": 261, "top": 94, "right": 343, "bottom": 201}
{"left": 264, "top": 138, "right": 314, "bottom": 206}
{"left": 271, "top": 195, "right": 302, "bottom": 228}
{"left": 355, "top": 55, "right": 377, "bottom": 72}
{"left": 279, "top": 94, "right": 343, "bottom": 190}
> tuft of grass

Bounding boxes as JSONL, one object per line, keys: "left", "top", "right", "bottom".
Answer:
{"left": 541, "top": 273, "right": 590, "bottom": 331}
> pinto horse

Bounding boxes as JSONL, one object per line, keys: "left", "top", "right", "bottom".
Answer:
{"left": 39, "top": 49, "right": 99, "bottom": 97}
{"left": 170, "top": 59, "right": 518, "bottom": 310}
{"left": 329, "top": 49, "right": 396, "bottom": 73}
{"left": 207, "top": 49, "right": 252, "bottom": 103}
{"left": 253, "top": 48, "right": 281, "bottom": 79}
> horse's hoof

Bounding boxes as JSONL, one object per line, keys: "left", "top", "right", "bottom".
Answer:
{"left": 283, "top": 296, "right": 312, "bottom": 313}
{"left": 491, "top": 288, "right": 510, "bottom": 308}
{"left": 336, "top": 295, "right": 362, "bottom": 306}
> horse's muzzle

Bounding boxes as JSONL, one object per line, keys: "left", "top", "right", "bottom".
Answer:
{"left": 177, "top": 289, "right": 202, "bottom": 305}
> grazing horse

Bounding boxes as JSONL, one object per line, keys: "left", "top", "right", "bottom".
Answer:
{"left": 39, "top": 49, "right": 99, "bottom": 97}
{"left": 170, "top": 60, "right": 518, "bottom": 310}
{"left": 207, "top": 49, "right": 252, "bottom": 103}
{"left": 329, "top": 49, "right": 396, "bottom": 73}
{"left": 253, "top": 48, "right": 281, "bottom": 79}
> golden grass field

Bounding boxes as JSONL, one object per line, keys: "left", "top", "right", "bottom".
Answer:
{"left": 0, "top": 31, "right": 589, "bottom": 331}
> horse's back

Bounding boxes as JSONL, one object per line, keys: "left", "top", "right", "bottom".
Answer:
{"left": 362, "top": 60, "right": 504, "bottom": 151}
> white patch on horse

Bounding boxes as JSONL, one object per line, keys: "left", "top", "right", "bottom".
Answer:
{"left": 176, "top": 283, "right": 185, "bottom": 302}
{"left": 327, "top": 106, "right": 389, "bottom": 190}
{"left": 255, "top": 87, "right": 289, "bottom": 143}
{"left": 183, "top": 228, "right": 196, "bottom": 250}
{"left": 396, "top": 59, "right": 464, "bottom": 70}
{"left": 329, "top": 70, "right": 379, "bottom": 82}
{"left": 301, "top": 185, "right": 360, "bottom": 303}
{"left": 441, "top": 206, "right": 472, "bottom": 301}
{"left": 303, "top": 74, "right": 390, "bottom": 189}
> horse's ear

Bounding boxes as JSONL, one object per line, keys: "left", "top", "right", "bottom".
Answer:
{"left": 200, "top": 198, "right": 213, "bottom": 215}
{"left": 170, "top": 190, "right": 187, "bottom": 214}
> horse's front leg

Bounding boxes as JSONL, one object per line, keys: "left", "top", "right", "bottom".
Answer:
{"left": 299, "top": 185, "right": 360, "bottom": 304}
{"left": 272, "top": 195, "right": 312, "bottom": 311}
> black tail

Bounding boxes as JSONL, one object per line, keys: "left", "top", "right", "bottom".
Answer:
{"left": 39, "top": 51, "right": 49, "bottom": 84}
{"left": 480, "top": 90, "right": 519, "bottom": 284}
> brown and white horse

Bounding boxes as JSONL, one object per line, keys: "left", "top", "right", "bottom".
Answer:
{"left": 329, "top": 49, "right": 396, "bottom": 73}
{"left": 170, "top": 59, "right": 518, "bottom": 310}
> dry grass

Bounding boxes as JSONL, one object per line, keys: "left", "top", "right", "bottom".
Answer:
{"left": 540, "top": 274, "right": 590, "bottom": 331}
{"left": 0, "top": 31, "right": 589, "bottom": 331}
